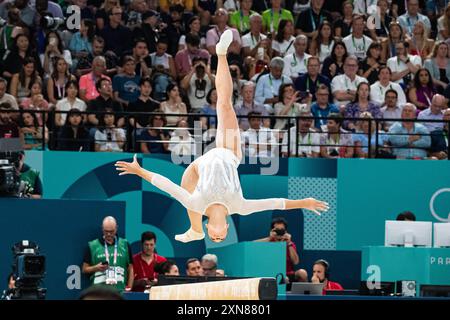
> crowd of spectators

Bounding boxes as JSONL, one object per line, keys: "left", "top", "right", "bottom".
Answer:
{"left": 0, "top": 0, "right": 449, "bottom": 159}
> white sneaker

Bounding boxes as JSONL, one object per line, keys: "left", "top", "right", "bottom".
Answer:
{"left": 215, "top": 29, "right": 233, "bottom": 55}
{"left": 175, "top": 228, "right": 205, "bottom": 243}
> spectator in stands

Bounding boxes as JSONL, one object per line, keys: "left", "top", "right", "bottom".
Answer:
{"left": 321, "top": 41, "right": 348, "bottom": 81}
{"left": 19, "top": 111, "right": 48, "bottom": 150}
{"left": 168, "top": 119, "right": 196, "bottom": 156}
{"left": 155, "top": 259, "right": 180, "bottom": 276}
{"left": 235, "top": 81, "right": 268, "bottom": 130}
{"left": 201, "top": 254, "right": 225, "bottom": 277}
{"left": 229, "top": 0, "right": 255, "bottom": 34}
{"left": 256, "top": 217, "right": 308, "bottom": 284}
{"left": 294, "top": 56, "right": 331, "bottom": 104}
{"left": 381, "top": 89, "right": 403, "bottom": 130}
{"left": 186, "top": 258, "right": 204, "bottom": 276}
{"left": 344, "top": 82, "right": 382, "bottom": 131}
{"left": 41, "top": 31, "right": 72, "bottom": 76}
{"left": 127, "top": 78, "right": 160, "bottom": 129}
{"left": 139, "top": 112, "right": 170, "bottom": 154}
{"left": 396, "top": 211, "right": 417, "bottom": 221}
{"left": 58, "top": 108, "right": 90, "bottom": 151}
{"left": 94, "top": 108, "right": 126, "bottom": 152}
{"left": 274, "top": 83, "right": 307, "bottom": 131}
{"left": 19, "top": 81, "right": 49, "bottom": 126}
{"left": 98, "top": 5, "right": 133, "bottom": 57}
{"left": 281, "top": 109, "right": 321, "bottom": 157}
{"left": 55, "top": 80, "right": 87, "bottom": 127}
{"left": 132, "top": 10, "right": 160, "bottom": 54}
{"left": 178, "top": 16, "right": 206, "bottom": 51}
{"left": 320, "top": 113, "right": 354, "bottom": 158}
{"left": 429, "top": 108, "right": 450, "bottom": 160}
{"left": 0, "top": 77, "right": 18, "bottom": 110}
{"left": 311, "top": 259, "right": 344, "bottom": 294}
{"left": 34, "top": 0, "right": 64, "bottom": 21}
{"left": 295, "top": 0, "right": 331, "bottom": 39}
{"left": 132, "top": 231, "right": 166, "bottom": 291}
{"left": 46, "top": 56, "right": 77, "bottom": 105}
{"left": 69, "top": 18, "right": 95, "bottom": 71}
{"left": 333, "top": 1, "right": 353, "bottom": 39}
{"left": 75, "top": 36, "right": 119, "bottom": 78}
{"left": 272, "top": 19, "right": 296, "bottom": 58}
{"left": 387, "top": 41, "right": 421, "bottom": 87}
{"left": 418, "top": 94, "right": 446, "bottom": 132}
{"left": 310, "top": 84, "right": 339, "bottom": 130}
{"left": 359, "top": 42, "right": 384, "bottom": 85}
{"left": 342, "top": 14, "right": 373, "bottom": 61}
{"left": 369, "top": 0, "right": 393, "bottom": 39}
{"left": 406, "top": 21, "right": 434, "bottom": 61}
{"left": 241, "top": 112, "right": 277, "bottom": 158}
{"left": 175, "top": 33, "right": 210, "bottom": 80}
{"left": 255, "top": 57, "right": 293, "bottom": 113}
{"left": 331, "top": 55, "right": 368, "bottom": 106}
{"left": 0, "top": 0, "right": 34, "bottom": 28}
{"left": 353, "top": 112, "right": 390, "bottom": 158}
{"left": 437, "top": 3, "right": 450, "bottom": 41}
{"left": 113, "top": 56, "right": 141, "bottom": 107}
{"left": 388, "top": 103, "right": 431, "bottom": 159}
{"left": 283, "top": 35, "right": 311, "bottom": 81}
{"left": 132, "top": 38, "right": 152, "bottom": 79}
{"left": 160, "top": 82, "right": 187, "bottom": 127}
{"left": 370, "top": 66, "right": 407, "bottom": 108}
{"left": 0, "top": 102, "right": 19, "bottom": 138}
{"left": 381, "top": 21, "right": 406, "bottom": 62}
{"left": 2, "top": 34, "right": 38, "bottom": 81}
{"left": 79, "top": 56, "right": 111, "bottom": 102}
{"left": 160, "top": 0, "right": 194, "bottom": 15}
{"left": 200, "top": 88, "right": 217, "bottom": 129}
{"left": 262, "top": 0, "right": 294, "bottom": 34}
{"left": 0, "top": 6, "right": 23, "bottom": 60}
{"left": 424, "top": 41, "right": 450, "bottom": 91}
{"left": 86, "top": 78, "right": 124, "bottom": 128}
{"left": 9, "top": 57, "right": 41, "bottom": 103}
{"left": 398, "top": 0, "right": 431, "bottom": 37}
{"left": 14, "top": 151, "right": 43, "bottom": 198}
{"left": 126, "top": 0, "right": 148, "bottom": 29}
{"left": 408, "top": 68, "right": 437, "bottom": 112}
{"left": 162, "top": 5, "right": 186, "bottom": 58}
{"left": 309, "top": 21, "right": 334, "bottom": 64}
{"left": 181, "top": 56, "right": 215, "bottom": 112}
{"left": 241, "top": 13, "right": 270, "bottom": 59}
{"left": 82, "top": 216, "right": 134, "bottom": 291}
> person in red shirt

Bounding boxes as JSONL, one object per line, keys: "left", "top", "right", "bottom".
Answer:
{"left": 256, "top": 217, "right": 308, "bottom": 286}
{"left": 132, "top": 231, "right": 166, "bottom": 291}
{"left": 311, "top": 259, "right": 344, "bottom": 294}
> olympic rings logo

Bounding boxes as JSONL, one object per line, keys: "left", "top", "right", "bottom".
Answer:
{"left": 429, "top": 188, "right": 450, "bottom": 222}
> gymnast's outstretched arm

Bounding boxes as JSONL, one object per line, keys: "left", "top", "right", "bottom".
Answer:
{"left": 115, "top": 154, "right": 193, "bottom": 210}
{"left": 240, "top": 198, "right": 329, "bottom": 216}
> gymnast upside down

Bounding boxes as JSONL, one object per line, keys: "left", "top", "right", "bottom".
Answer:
{"left": 115, "top": 30, "right": 329, "bottom": 243}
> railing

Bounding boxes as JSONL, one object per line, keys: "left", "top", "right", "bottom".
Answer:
{"left": 1, "top": 109, "right": 449, "bottom": 160}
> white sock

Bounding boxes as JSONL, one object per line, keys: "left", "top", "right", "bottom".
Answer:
{"left": 175, "top": 228, "right": 205, "bottom": 243}
{"left": 215, "top": 29, "right": 233, "bottom": 55}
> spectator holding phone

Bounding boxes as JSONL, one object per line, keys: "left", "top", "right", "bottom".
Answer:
{"left": 82, "top": 216, "right": 134, "bottom": 292}
{"left": 255, "top": 217, "right": 308, "bottom": 287}
{"left": 294, "top": 57, "right": 331, "bottom": 104}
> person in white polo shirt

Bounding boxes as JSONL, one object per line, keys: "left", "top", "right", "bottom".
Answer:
{"left": 370, "top": 66, "right": 407, "bottom": 107}
{"left": 241, "top": 13, "right": 269, "bottom": 59}
{"left": 331, "top": 55, "right": 368, "bottom": 106}
{"left": 342, "top": 14, "right": 373, "bottom": 61}
{"left": 283, "top": 34, "right": 311, "bottom": 81}
{"left": 386, "top": 41, "right": 421, "bottom": 87}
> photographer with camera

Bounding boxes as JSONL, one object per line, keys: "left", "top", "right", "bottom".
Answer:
{"left": 255, "top": 217, "right": 308, "bottom": 285}
{"left": 82, "top": 216, "right": 134, "bottom": 292}
{"left": 14, "top": 151, "right": 43, "bottom": 198}
{"left": 180, "top": 56, "right": 214, "bottom": 111}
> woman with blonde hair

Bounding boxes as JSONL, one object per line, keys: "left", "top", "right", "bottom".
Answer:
{"left": 116, "top": 31, "right": 328, "bottom": 243}
{"left": 381, "top": 21, "right": 405, "bottom": 62}
{"left": 406, "top": 21, "right": 434, "bottom": 61}
{"left": 437, "top": 3, "right": 450, "bottom": 41}
{"left": 424, "top": 41, "right": 450, "bottom": 90}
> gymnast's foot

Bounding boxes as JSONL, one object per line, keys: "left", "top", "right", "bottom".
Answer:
{"left": 216, "top": 29, "right": 233, "bottom": 55}
{"left": 175, "top": 228, "right": 205, "bottom": 243}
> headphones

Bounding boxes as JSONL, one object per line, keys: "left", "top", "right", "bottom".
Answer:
{"left": 314, "top": 259, "right": 330, "bottom": 280}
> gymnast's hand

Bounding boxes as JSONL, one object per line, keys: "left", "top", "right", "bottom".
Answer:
{"left": 115, "top": 154, "right": 142, "bottom": 176}
{"left": 302, "top": 198, "right": 329, "bottom": 216}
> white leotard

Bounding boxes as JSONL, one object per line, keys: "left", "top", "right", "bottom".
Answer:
{"left": 151, "top": 148, "right": 285, "bottom": 215}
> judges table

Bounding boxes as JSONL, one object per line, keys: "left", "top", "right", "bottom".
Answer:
{"left": 361, "top": 246, "right": 450, "bottom": 296}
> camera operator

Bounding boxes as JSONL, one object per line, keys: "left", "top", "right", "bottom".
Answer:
{"left": 15, "top": 151, "right": 43, "bottom": 199}
{"left": 255, "top": 217, "right": 308, "bottom": 285}
{"left": 180, "top": 56, "right": 214, "bottom": 112}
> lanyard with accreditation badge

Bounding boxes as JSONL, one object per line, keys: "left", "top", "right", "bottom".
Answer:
{"left": 104, "top": 236, "right": 118, "bottom": 266}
